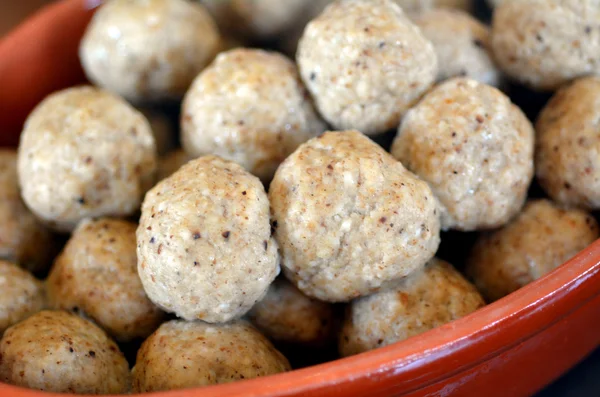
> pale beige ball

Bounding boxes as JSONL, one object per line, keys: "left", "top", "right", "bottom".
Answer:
{"left": 491, "top": 0, "right": 600, "bottom": 91}
{"left": 81, "top": 0, "right": 221, "bottom": 102}
{"left": 297, "top": 0, "right": 438, "bottom": 135}
{"left": 536, "top": 76, "right": 600, "bottom": 210}
{"left": 248, "top": 278, "right": 335, "bottom": 346}
{"left": 132, "top": 320, "right": 290, "bottom": 392}
{"left": 137, "top": 156, "right": 279, "bottom": 323}
{"left": 182, "top": 49, "right": 325, "bottom": 181}
{"left": 466, "top": 200, "right": 599, "bottom": 301}
{"left": 414, "top": 9, "right": 501, "bottom": 87}
{"left": 0, "top": 311, "right": 129, "bottom": 394}
{"left": 339, "top": 258, "right": 484, "bottom": 357}
{"left": 18, "top": 86, "right": 156, "bottom": 232}
{"left": 47, "top": 218, "right": 165, "bottom": 342}
{"left": 0, "top": 150, "right": 55, "bottom": 273}
{"left": 270, "top": 131, "right": 440, "bottom": 302}
{"left": 392, "top": 78, "right": 534, "bottom": 231}
{"left": 0, "top": 260, "right": 46, "bottom": 336}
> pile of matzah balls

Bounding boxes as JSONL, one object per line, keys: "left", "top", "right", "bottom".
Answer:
{"left": 2, "top": 0, "right": 599, "bottom": 394}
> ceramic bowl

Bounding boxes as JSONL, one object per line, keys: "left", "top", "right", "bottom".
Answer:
{"left": 1, "top": 1, "right": 600, "bottom": 396}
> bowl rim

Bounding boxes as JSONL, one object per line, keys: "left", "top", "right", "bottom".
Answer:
{"left": 2, "top": 1, "right": 600, "bottom": 396}
{"left": 2, "top": 239, "right": 599, "bottom": 397}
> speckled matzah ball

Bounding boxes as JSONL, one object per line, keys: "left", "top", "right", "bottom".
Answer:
{"left": 17, "top": 86, "right": 156, "bottom": 233}
{"left": 270, "top": 131, "right": 440, "bottom": 302}
{"left": 0, "top": 310, "right": 129, "bottom": 394}
{"left": 248, "top": 278, "right": 335, "bottom": 346}
{"left": 47, "top": 218, "right": 164, "bottom": 342}
{"left": 80, "top": 0, "right": 220, "bottom": 103}
{"left": 182, "top": 49, "right": 326, "bottom": 182}
{"left": 339, "top": 258, "right": 484, "bottom": 357}
{"left": 132, "top": 320, "right": 290, "bottom": 392}
{"left": 536, "top": 76, "right": 600, "bottom": 210}
{"left": 137, "top": 156, "right": 279, "bottom": 323}
{"left": 0, "top": 260, "right": 46, "bottom": 335}
{"left": 279, "top": 0, "right": 475, "bottom": 57}
{"left": 281, "top": 0, "right": 475, "bottom": 57}
{"left": 297, "top": 0, "right": 438, "bottom": 136}
{"left": 391, "top": 78, "right": 534, "bottom": 231}
{"left": 414, "top": 9, "right": 501, "bottom": 87}
{"left": 466, "top": 200, "right": 599, "bottom": 302}
{"left": 491, "top": 0, "right": 600, "bottom": 91}
{"left": 0, "top": 150, "right": 55, "bottom": 273}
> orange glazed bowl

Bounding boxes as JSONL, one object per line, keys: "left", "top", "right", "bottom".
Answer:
{"left": 2, "top": 1, "right": 600, "bottom": 396}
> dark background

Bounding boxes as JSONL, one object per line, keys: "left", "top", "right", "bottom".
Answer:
{"left": 537, "top": 350, "right": 600, "bottom": 397}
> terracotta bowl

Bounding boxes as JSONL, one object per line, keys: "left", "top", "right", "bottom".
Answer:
{"left": 2, "top": 1, "right": 600, "bottom": 396}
